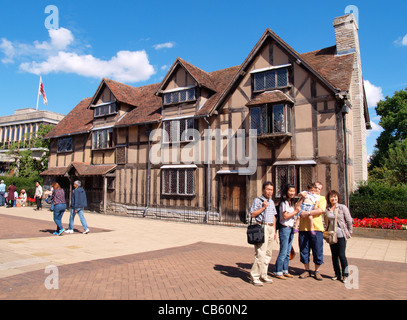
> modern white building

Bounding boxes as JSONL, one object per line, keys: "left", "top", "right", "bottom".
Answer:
{"left": 0, "top": 108, "right": 65, "bottom": 174}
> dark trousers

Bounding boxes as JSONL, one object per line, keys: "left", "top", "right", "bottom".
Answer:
{"left": 35, "top": 196, "right": 42, "bottom": 209}
{"left": 330, "top": 237, "right": 348, "bottom": 278}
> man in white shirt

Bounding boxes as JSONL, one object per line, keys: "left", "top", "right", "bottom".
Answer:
{"left": 34, "top": 181, "right": 43, "bottom": 211}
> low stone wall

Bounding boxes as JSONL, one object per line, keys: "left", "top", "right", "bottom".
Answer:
{"left": 353, "top": 228, "right": 407, "bottom": 241}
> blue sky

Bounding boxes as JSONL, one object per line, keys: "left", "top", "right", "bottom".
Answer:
{"left": 1, "top": 0, "right": 406, "bottom": 157}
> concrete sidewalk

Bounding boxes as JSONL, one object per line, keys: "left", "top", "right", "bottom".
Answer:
{"left": 0, "top": 205, "right": 406, "bottom": 280}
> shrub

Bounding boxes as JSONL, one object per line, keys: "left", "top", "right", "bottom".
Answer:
{"left": 350, "top": 181, "right": 407, "bottom": 219}
{"left": 0, "top": 176, "right": 43, "bottom": 198}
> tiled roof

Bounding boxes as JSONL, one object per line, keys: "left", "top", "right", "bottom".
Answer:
{"left": 69, "top": 162, "right": 116, "bottom": 176}
{"left": 177, "top": 58, "right": 217, "bottom": 92}
{"left": 40, "top": 166, "right": 69, "bottom": 176}
{"left": 41, "top": 162, "right": 116, "bottom": 176}
{"left": 45, "top": 97, "right": 93, "bottom": 139}
{"left": 114, "top": 82, "right": 162, "bottom": 126}
{"left": 300, "top": 46, "right": 355, "bottom": 92}
{"left": 196, "top": 65, "right": 241, "bottom": 116}
{"left": 246, "top": 90, "right": 295, "bottom": 106}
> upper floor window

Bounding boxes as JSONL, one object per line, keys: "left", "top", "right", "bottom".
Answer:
{"left": 253, "top": 66, "right": 289, "bottom": 92}
{"left": 163, "top": 88, "right": 196, "bottom": 105}
{"left": 94, "top": 102, "right": 117, "bottom": 118}
{"left": 162, "top": 118, "right": 196, "bottom": 143}
{"left": 58, "top": 137, "right": 73, "bottom": 153}
{"left": 250, "top": 104, "right": 289, "bottom": 135}
{"left": 92, "top": 128, "right": 113, "bottom": 150}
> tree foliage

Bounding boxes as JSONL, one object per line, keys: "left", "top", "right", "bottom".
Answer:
{"left": 369, "top": 88, "right": 407, "bottom": 169}
{"left": 6, "top": 124, "right": 53, "bottom": 179}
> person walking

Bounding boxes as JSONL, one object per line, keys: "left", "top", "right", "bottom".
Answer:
{"left": 298, "top": 181, "right": 326, "bottom": 281}
{"left": 249, "top": 181, "right": 277, "bottom": 286}
{"left": 34, "top": 181, "right": 43, "bottom": 211}
{"left": 0, "top": 180, "right": 6, "bottom": 206}
{"left": 7, "top": 183, "right": 17, "bottom": 208}
{"left": 273, "top": 185, "right": 300, "bottom": 279}
{"left": 66, "top": 180, "right": 90, "bottom": 234}
{"left": 325, "top": 190, "right": 353, "bottom": 284}
{"left": 51, "top": 182, "right": 66, "bottom": 236}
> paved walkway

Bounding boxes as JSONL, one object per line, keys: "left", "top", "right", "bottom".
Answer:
{"left": 0, "top": 206, "right": 406, "bottom": 300}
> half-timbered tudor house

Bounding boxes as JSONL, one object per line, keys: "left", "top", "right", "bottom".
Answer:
{"left": 42, "top": 14, "right": 370, "bottom": 223}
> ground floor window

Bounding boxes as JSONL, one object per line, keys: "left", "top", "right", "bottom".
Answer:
{"left": 162, "top": 168, "right": 194, "bottom": 196}
{"left": 275, "top": 165, "right": 313, "bottom": 198}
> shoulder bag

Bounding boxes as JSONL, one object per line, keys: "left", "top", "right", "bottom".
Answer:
{"left": 323, "top": 208, "right": 338, "bottom": 245}
{"left": 247, "top": 198, "right": 265, "bottom": 245}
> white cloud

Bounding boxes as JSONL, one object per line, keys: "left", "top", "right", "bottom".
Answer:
{"left": 394, "top": 34, "right": 407, "bottom": 47}
{"left": 0, "top": 28, "right": 156, "bottom": 83}
{"left": 20, "top": 50, "right": 155, "bottom": 83}
{"left": 153, "top": 42, "right": 175, "bottom": 50}
{"left": 0, "top": 38, "right": 15, "bottom": 63}
{"left": 34, "top": 28, "right": 74, "bottom": 51}
{"left": 366, "top": 120, "right": 383, "bottom": 137}
{"left": 364, "top": 80, "right": 384, "bottom": 108}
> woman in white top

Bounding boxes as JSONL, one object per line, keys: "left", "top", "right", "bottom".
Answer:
{"left": 273, "top": 185, "right": 301, "bottom": 279}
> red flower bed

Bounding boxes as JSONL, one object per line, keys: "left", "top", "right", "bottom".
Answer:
{"left": 27, "top": 197, "right": 35, "bottom": 203}
{"left": 353, "top": 217, "right": 407, "bottom": 230}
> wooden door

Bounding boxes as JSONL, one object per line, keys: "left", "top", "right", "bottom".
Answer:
{"left": 221, "top": 175, "right": 246, "bottom": 223}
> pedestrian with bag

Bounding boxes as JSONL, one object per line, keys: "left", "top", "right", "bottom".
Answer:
{"left": 51, "top": 182, "right": 66, "bottom": 236}
{"left": 325, "top": 190, "right": 353, "bottom": 284}
{"left": 65, "top": 180, "right": 90, "bottom": 234}
{"left": 249, "top": 181, "right": 277, "bottom": 286}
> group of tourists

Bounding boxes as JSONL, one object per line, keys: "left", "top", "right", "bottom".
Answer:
{"left": 0, "top": 180, "right": 27, "bottom": 207}
{"left": 249, "top": 181, "right": 353, "bottom": 286}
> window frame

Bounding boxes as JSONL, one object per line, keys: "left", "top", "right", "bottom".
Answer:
{"left": 163, "top": 88, "right": 196, "bottom": 105}
{"left": 94, "top": 102, "right": 118, "bottom": 118}
{"left": 162, "top": 118, "right": 196, "bottom": 144}
{"left": 57, "top": 137, "right": 73, "bottom": 153}
{"left": 253, "top": 67, "right": 289, "bottom": 93}
{"left": 275, "top": 165, "right": 314, "bottom": 198}
{"left": 161, "top": 168, "right": 195, "bottom": 196}
{"left": 250, "top": 104, "right": 289, "bottom": 135}
{"left": 92, "top": 128, "right": 114, "bottom": 150}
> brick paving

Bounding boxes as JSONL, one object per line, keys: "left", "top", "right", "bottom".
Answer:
{"left": 0, "top": 212, "right": 406, "bottom": 300}
{"left": 0, "top": 213, "right": 111, "bottom": 239}
{"left": 0, "top": 241, "right": 406, "bottom": 300}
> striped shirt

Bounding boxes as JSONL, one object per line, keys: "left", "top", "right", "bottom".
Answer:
{"left": 250, "top": 195, "right": 277, "bottom": 224}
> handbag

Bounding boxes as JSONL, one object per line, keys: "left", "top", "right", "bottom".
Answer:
{"left": 323, "top": 209, "right": 338, "bottom": 244}
{"left": 247, "top": 217, "right": 265, "bottom": 245}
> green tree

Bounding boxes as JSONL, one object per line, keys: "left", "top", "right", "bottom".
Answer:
{"left": 7, "top": 124, "right": 53, "bottom": 178}
{"left": 369, "top": 88, "right": 407, "bottom": 169}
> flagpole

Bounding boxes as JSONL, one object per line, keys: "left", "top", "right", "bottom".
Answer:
{"left": 36, "top": 76, "right": 41, "bottom": 111}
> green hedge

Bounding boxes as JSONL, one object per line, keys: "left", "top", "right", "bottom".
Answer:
{"left": 0, "top": 176, "right": 43, "bottom": 198}
{"left": 350, "top": 182, "right": 407, "bottom": 219}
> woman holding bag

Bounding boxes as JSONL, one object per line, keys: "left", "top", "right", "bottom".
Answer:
{"left": 325, "top": 190, "right": 353, "bottom": 284}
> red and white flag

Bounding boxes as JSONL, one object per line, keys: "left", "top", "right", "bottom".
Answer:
{"left": 39, "top": 76, "right": 48, "bottom": 105}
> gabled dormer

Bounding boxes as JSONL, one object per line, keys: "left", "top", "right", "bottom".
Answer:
{"left": 156, "top": 58, "right": 217, "bottom": 119}
{"left": 89, "top": 80, "right": 119, "bottom": 119}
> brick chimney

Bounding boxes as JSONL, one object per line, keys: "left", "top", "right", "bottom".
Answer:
{"left": 333, "top": 14, "right": 360, "bottom": 56}
{"left": 333, "top": 13, "right": 368, "bottom": 185}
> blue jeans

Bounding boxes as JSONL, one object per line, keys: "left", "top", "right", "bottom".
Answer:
{"left": 274, "top": 226, "right": 294, "bottom": 275}
{"left": 0, "top": 192, "right": 5, "bottom": 206}
{"left": 53, "top": 203, "right": 66, "bottom": 232}
{"left": 69, "top": 208, "right": 88, "bottom": 231}
{"left": 299, "top": 231, "right": 324, "bottom": 266}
